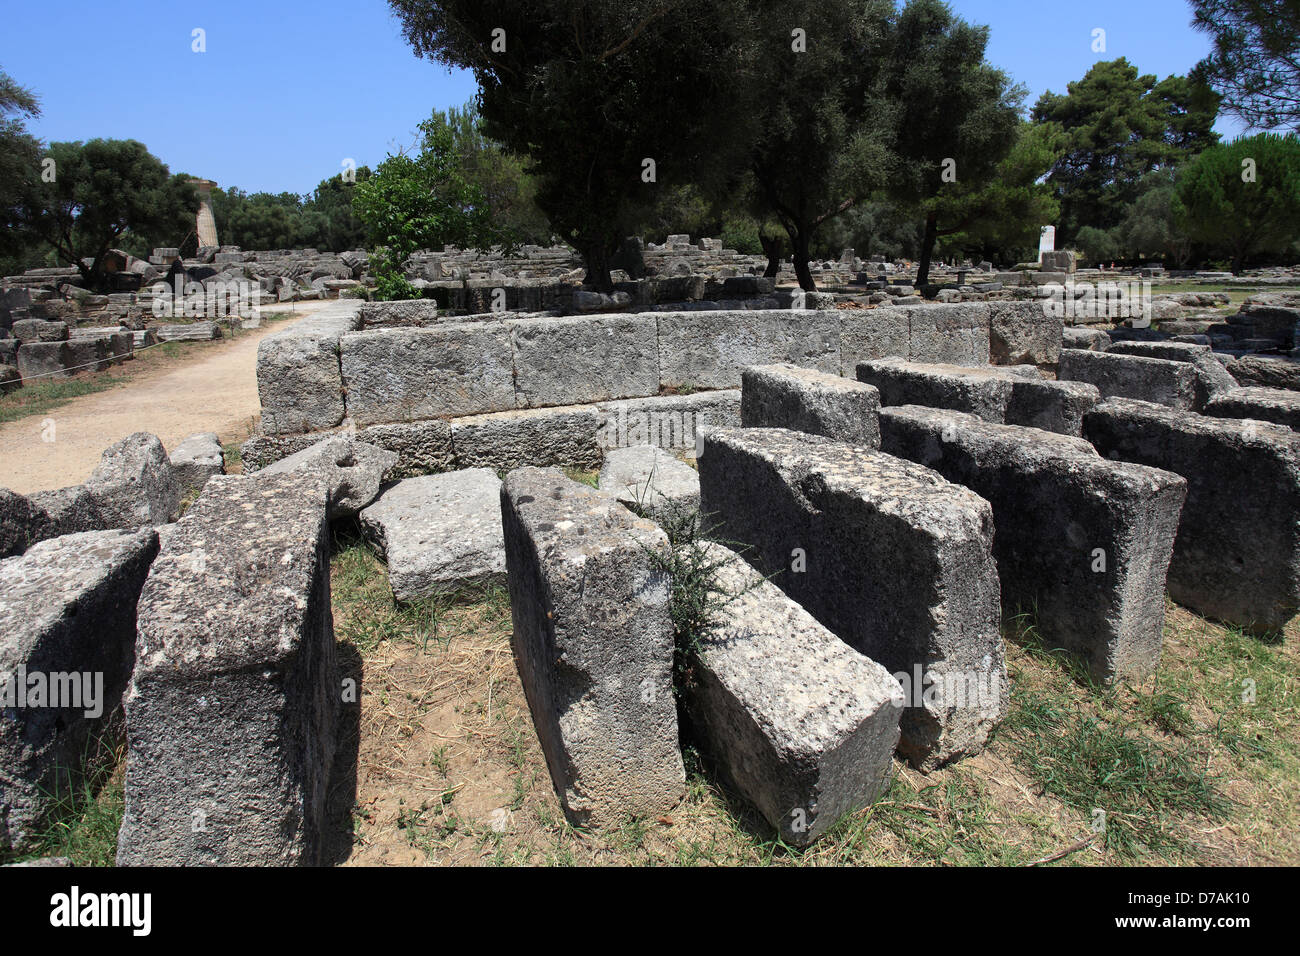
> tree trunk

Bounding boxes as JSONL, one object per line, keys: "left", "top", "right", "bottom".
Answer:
{"left": 916, "top": 213, "right": 938, "bottom": 288}
{"left": 792, "top": 229, "right": 815, "bottom": 292}
{"left": 760, "top": 233, "right": 783, "bottom": 278}
{"left": 582, "top": 242, "right": 615, "bottom": 293}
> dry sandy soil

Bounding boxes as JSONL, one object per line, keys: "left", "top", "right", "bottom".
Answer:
{"left": 0, "top": 302, "right": 330, "bottom": 494}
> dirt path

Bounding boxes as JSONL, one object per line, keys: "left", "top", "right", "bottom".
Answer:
{"left": 0, "top": 303, "right": 332, "bottom": 494}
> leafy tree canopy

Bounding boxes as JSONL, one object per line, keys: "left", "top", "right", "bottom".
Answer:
{"left": 1191, "top": 0, "right": 1300, "bottom": 131}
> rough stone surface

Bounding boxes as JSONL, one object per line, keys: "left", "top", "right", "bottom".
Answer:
{"left": 256, "top": 302, "right": 361, "bottom": 435}
{"left": 1084, "top": 399, "right": 1300, "bottom": 635}
{"left": 0, "top": 528, "right": 159, "bottom": 853}
{"left": 341, "top": 323, "right": 516, "bottom": 425}
{"left": 452, "top": 405, "right": 603, "bottom": 471}
{"left": 596, "top": 391, "right": 741, "bottom": 459}
{"left": 1004, "top": 377, "right": 1101, "bottom": 437}
{"left": 170, "top": 433, "right": 224, "bottom": 494}
{"left": 1108, "top": 340, "right": 1238, "bottom": 409}
{"left": 880, "top": 406, "right": 1186, "bottom": 681}
{"left": 359, "top": 469, "right": 505, "bottom": 602}
{"left": 1226, "top": 355, "right": 1300, "bottom": 392}
{"left": 509, "top": 314, "right": 659, "bottom": 407}
{"left": 257, "top": 436, "right": 397, "bottom": 520}
{"left": 906, "top": 304, "right": 991, "bottom": 366}
{"left": 1204, "top": 387, "right": 1300, "bottom": 431}
{"left": 81, "top": 432, "right": 182, "bottom": 531}
{"left": 355, "top": 420, "right": 456, "bottom": 479}
{"left": 0, "top": 489, "right": 49, "bottom": 559}
{"left": 116, "top": 473, "right": 338, "bottom": 866}
{"left": 1059, "top": 349, "right": 1197, "bottom": 410}
{"left": 839, "top": 308, "right": 910, "bottom": 372}
{"left": 741, "top": 363, "right": 881, "bottom": 447}
{"left": 684, "top": 543, "right": 903, "bottom": 845}
{"left": 1063, "top": 327, "right": 1112, "bottom": 351}
{"left": 501, "top": 467, "right": 684, "bottom": 824}
{"left": 598, "top": 446, "right": 700, "bottom": 518}
{"left": 989, "top": 301, "right": 1062, "bottom": 366}
{"left": 698, "top": 427, "right": 1006, "bottom": 770}
{"left": 657, "top": 310, "right": 840, "bottom": 389}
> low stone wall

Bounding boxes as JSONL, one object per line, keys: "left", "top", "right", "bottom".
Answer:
{"left": 256, "top": 300, "right": 1061, "bottom": 437}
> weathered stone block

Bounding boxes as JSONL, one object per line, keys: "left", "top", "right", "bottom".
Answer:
{"left": 116, "top": 474, "right": 338, "bottom": 865}
{"left": 839, "top": 308, "right": 910, "bottom": 373}
{"left": 1059, "top": 349, "right": 1197, "bottom": 410}
{"left": 1063, "top": 327, "right": 1112, "bottom": 352}
{"left": 597, "top": 446, "right": 700, "bottom": 518}
{"left": 257, "top": 436, "right": 397, "bottom": 519}
{"left": 341, "top": 323, "right": 516, "bottom": 425}
{"left": 685, "top": 543, "right": 903, "bottom": 845}
{"left": 257, "top": 302, "right": 361, "bottom": 434}
{"left": 989, "top": 301, "right": 1062, "bottom": 366}
{"left": 501, "top": 467, "right": 684, "bottom": 824}
{"left": 1004, "top": 377, "right": 1101, "bottom": 437}
{"left": 907, "top": 304, "right": 990, "bottom": 366}
{"left": 170, "top": 433, "right": 224, "bottom": 495}
{"left": 452, "top": 405, "right": 603, "bottom": 471}
{"left": 1084, "top": 399, "right": 1300, "bottom": 634}
{"left": 698, "top": 427, "right": 1006, "bottom": 770}
{"left": 596, "top": 391, "right": 741, "bottom": 459}
{"left": 359, "top": 469, "right": 505, "bottom": 602}
{"left": 0, "top": 529, "right": 158, "bottom": 853}
{"left": 510, "top": 315, "right": 659, "bottom": 407}
{"left": 1204, "top": 386, "right": 1300, "bottom": 431}
{"left": 741, "top": 363, "right": 881, "bottom": 447}
{"left": 857, "top": 359, "right": 1019, "bottom": 423}
{"left": 656, "top": 310, "right": 840, "bottom": 389}
{"left": 880, "top": 406, "right": 1185, "bottom": 680}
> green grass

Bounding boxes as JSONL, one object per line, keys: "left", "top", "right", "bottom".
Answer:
{"left": 0, "top": 373, "right": 129, "bottom": 424}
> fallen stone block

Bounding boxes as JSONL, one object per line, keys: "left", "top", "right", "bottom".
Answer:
{"left": 1108, "top": 340, "right": 1239, "bottom": 409}
{"left": 1225, "top": 354, "right": 1300, "bottom": 391}
{"left": 359, "top": 469, "right": 505, "bottom": 602}
{"left": 341, "top": 323, "right": 517, "bottom": 425}
{"left": 83, "top": 433, "right": 182, "bottom": 530}
{"left": 597, "top": 446, "right": 700, "bottom": 518}
{"left": 1084, "top": 399, "right": 1300, "bottom": 634}
{"left": 741, "top": 363, "right": 881, "bottom": 447}
{"left": 10, "top": 319, "right": 68, "bottom": 344}
{"left": 698, "top": 427, "right": 1006, "bottom": 770}
{"left": 15, "top": 342, "right": 70, "bottom": 381}
{"left": 0, "top": 489, "right": 48, "bottom": 558}
{"left": 509, "top": 314, "right": 659, "bottom": 407}
{"left": 115, "top": 473, "right": 338, "bottom": 866}
{"left": 0, "top": 365, "right": 18, "bottom": 395}
{"left": 356, "top": 420, "right": 456, "bottom": 479}
{"left": 154, "top": 322, "right": 221, "bottom": 342}
{"left": 684, "top": 543, "right": 903, "bottom": 845}
{"left": 0, "top": 528, "right": 159, "bottom": 854}
{"left": 170, "top": 433, "right": 224, "bottom": 495}
{"left": 880, "top": 406, "right": 1186, "bottom": 681}
{"left": 256, "top": 436, "right": 397, "bottom": 520}
{"left": 1004, "top": 377, "right": 1101, "bottom": 437}
{"left": 1204, "top": 387, "right": 1300, "bottom": 431}
{"left": 501, "top": 467, "right": 684, "bottom": 825}
{"left": 1059, "top": 349, "right": 1197, "bottom": 410}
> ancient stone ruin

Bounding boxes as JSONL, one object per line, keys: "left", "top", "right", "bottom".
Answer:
{"left": 3, "top": 273, "right": 1300, "bottom": 862}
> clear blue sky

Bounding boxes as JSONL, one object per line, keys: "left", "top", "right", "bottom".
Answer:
{"left": 1, "top": 0, "right": 1242, "bottom": 197}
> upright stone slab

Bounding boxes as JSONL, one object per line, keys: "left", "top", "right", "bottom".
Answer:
{"left": 257, "top": 436, "right": 397, "bottom": 519}
{"left": 1108, "top": 340, "right": 1238, "bottom": 409}
{"left": 698, "top": 427, "right": 1006, "bottom": 770}
{"left": 839, "top": 308, "right": 910, "bottom": 373}
{"left": 360, "top": 469, "right": 505, "bottom": 602}
{"left": 0, "top": 529, "right": 158, "bottom": 853}
{"left": 880, "top": 406, "right": 1186, "bottom": 680}
{"left": 906, "top": 304, "right": 990, "bottom": 366}
{"left": 685, "top": 543, "right": 903, "bottom": 845}
{"left": 116, "top": 474, "right": 339, "bottom": 865}
{"left": 1084, "top": 399, "right": 1300, "bottom": 634}
{"left": 989, "top": 301, "right": 1062, "bottom": 366}
{"left": 501, "top": 467, "right": 684, "bottom": 824}
{"left": 741, "top": 363, "right": 881, "bottom": 447}
{"left": 1059, "top": 349, "right": 1197, "bottom": 410}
